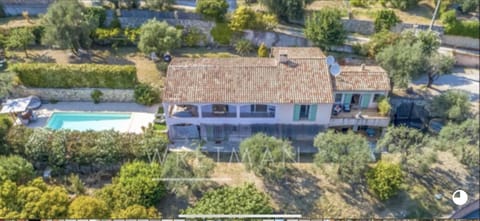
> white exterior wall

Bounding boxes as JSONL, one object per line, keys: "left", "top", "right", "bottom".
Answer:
{"left": 164, "top": 103, "right": 332, "bottom": 126}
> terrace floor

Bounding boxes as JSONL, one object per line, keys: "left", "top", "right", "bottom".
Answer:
{"left": 27, "top": 102, "right": 159, "bottom": 133}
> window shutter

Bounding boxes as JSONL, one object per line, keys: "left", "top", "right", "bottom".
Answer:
{"left": 361, "top": 94, "right": 372, "bottom": 108}
{"left": 308, "top": 104, "right": 317, "bottom": 121}
{"left": 343, "top": 93, "right": 352, "bottom": 105}
{"left": 293, "top": 104, "right": 300, "bottom": 121}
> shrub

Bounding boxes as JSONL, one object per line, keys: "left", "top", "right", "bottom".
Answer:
{"left": 211, "top": 22, "right": 233, "bottom": 45}
{"left": 461, "top": 0, "right": 479, "bottom": 13}
{"left": 68, "top": 196, "right": 110, "bottom": 218}
{"left": 6, "top": 126, "right": 168, "bottom": 169}
{"left": 0, "top": 155, "right": 34, "bottom": 184}
{"left": 134, "top": 84, "right": 160, "bottom": 106}
{"left": 441, "top": 9, "right": 480, "bottom": 38}
{"left": 230, "top": 6, "right": 278, "bottom": 32}
{"left": 196, "top": 0, "right": 229, "bottom": 21}
{"left": 367, "top": 161, "right": 404, "bottom": 200}
{"left": 67, "top": 174, "right": 86, "bottom": 195}
{"left": 10, "top": 63, "right": 137, "bottom": 89}
{"left": 0, "top": 114, "right": 13, "bottom": 154}
{"left": 182, "top": 28, "right": 207, "bottom": 47}
{"left": 377, "top": 96, "right": 391, "bottom": 116}
{"left": 235, "top": 39, "right": 254, "bottom": 55}
{"left": 380, "top": 0, "right": 418, "bottom": 10}
{"left": 110, "top": 15, "right": 122, "bottom": 29}
{"left": 374, "top": 10, "right": 400, "bottom": 32}
{"left": 258, "top": 43, "right": 269, "bottom": 57}
{"left": 305, "top": 8, "right": 347, "bottom": 50}
{"left": 91, "top": 89, "right": 103, "bottom": 104}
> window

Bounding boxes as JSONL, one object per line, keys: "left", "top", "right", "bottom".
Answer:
{"left": 373, "top": 94, "right": 385, "bottom": 102}
{"left": 251, "top": 104, "right": 268, "bottom": 112}
{"left": 299, "top": 105, "right": 310, "bottom": 120}
{"left": 212, "top": 104, "right": 228, "bottom": 113}
{"left": 334, "top": 94, "right": 343, "bottom": 103}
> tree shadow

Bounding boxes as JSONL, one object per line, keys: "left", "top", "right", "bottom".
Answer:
{"left": 263, "top": 167, "right": 322, "bottom": 215}
{"left": 29, "top": 52, "right": 56, "bottom": 63}
{"left": 67, "top": 50, "right": 135, "bottom": 65}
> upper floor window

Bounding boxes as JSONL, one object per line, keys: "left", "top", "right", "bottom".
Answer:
{"left": 334, "top": 94, "right": 343, "bottom": 103}
{"left": 212, "top": 104, "right": 228, "bottom": 113}
{"left": 299, "top": 105, "right": 310, "bottom": 120}
{"left": 251, "top": 104, "right": 268, "bottom": 112}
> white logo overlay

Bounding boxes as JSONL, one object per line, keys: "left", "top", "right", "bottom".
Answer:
{"left": 452, "top": 190, "right": 468, "bottom": 206}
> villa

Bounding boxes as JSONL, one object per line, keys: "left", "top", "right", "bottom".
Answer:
{"left": 162, "top": 47, "right": 391, "bottom": 149}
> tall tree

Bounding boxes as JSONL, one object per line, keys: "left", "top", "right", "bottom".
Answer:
{"left": 239, "top": 133, "right": 294, "bottom": 180}
{"left": 376, "top": 38, "right": 424, "bottom": 89}
{"left": 196, "top": 0, "right": 229, "bottom": 21}
{"left": 313, "top": 130, "right": 372, "bottom": 183}
{"left": 184, "top": 183, "right": 273, "bottom": 214}
{"left": 430, "top": 89, "right": 471, "bottom": 122}
{"left": 138, "top": 19, "right": 182, "bottom": 55}
{"left": 41, "top": 0, "right": 97, "bottom": 54}
{"left": 366, "top": 161, "right": 404, "bottom": 200}
{"left": 6, "top": 28, "right": 35, "bottom": 57}
{"left": 304, "top": 8, "right": 347, "bottom": 50}
{"left": 261, "top": 0, "right": 311, "bottom": 22}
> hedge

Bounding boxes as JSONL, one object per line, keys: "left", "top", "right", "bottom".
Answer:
{"left": 10, "top": 63, "right": 137, "bottom": 89}
{"left": 445, "top": 20, "right": 480, "bottom": 39}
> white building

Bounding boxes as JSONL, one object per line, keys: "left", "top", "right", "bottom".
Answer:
{"left": 162, "top": 47, "right": 390, "bottom": 148}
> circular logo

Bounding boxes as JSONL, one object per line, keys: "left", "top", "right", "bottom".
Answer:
{"left": 452, "top": 190, "right": 468, "bottom": 206}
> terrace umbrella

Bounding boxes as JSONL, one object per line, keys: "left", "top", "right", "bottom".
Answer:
{"left": 0, "top": 96, "right": 42, "bottom": 120}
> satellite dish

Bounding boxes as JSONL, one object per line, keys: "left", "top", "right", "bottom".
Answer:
{"left": 329, "top": 63, "right": 341, "bottom": 77}
{"left": 326, "top": 55, "right": 335, "bottom": 66}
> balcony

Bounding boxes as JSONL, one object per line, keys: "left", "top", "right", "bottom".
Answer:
{"left": 168, "top": 105, "right": 199, "bottom": 118}
{"left": 330, "top": 108, "right": 390, "bottom": 127}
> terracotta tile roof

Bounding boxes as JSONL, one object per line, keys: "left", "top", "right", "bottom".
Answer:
{"left": 332, "top": 65, "right": 391, "bottom": 91}
{"left": 163, "top": 57, "right": 334, "bottom": 104}
{"left": 271, "top": 47, "right": 326, "bottom": 58}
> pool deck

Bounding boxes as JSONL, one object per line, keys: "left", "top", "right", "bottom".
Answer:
{"left": 28, "top": 102, "right": 159, "bottom": 134}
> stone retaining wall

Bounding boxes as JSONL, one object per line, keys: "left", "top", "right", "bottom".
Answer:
{"left": 441, "top": 35, "right": 480, "bottom": 50}
{"left": 13, "top": 87, "right": 135, "bottom": 102}
{"left": 342, "top": 19, "right": 444, "bottom": 36}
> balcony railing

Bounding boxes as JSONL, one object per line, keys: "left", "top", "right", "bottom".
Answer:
{"left": 202, "top": 112, "right": 236, "bottom": 118}
{"left": 240, "top": 112, "right": 275, "bottom": 118}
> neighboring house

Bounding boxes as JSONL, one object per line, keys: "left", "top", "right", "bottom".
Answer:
{"left": 163, "top": 47, "right": 390, "bottom": 149}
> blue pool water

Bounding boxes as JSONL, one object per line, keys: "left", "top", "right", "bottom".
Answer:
{"left": 46, "top": 112, "right": 132, "bottom": 131}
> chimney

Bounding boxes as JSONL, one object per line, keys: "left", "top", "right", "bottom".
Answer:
{"left": 278, "top": 50, "right": 288, "bottom": 64}
{"left": 361, "top": 63, "right": 366, "bottom": 71}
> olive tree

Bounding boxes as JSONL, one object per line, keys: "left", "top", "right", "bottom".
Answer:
{"left": 314, "top": 130, "right": 372, "bottom": 183}
{"left": 138, "top": 19, "right": 182, "bottom": 55}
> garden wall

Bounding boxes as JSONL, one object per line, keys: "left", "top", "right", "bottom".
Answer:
{"left": 441, "top": 35, "right": 480, "bottom": 50}
{"left": 12, "top": 87, "right": 135, "bottom": 102}
{"left": 342, "top": 19, "right": 444, "bottom": 36}
{"left": 453, "top": 51, "right": 480, "bottom": 68}
{"left": 243, "top": 30, "right": 312, "bottom": 47}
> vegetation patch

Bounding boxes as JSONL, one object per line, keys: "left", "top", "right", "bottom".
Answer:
{"left": 11, "top": 63, "right": 137, "bottom": 89}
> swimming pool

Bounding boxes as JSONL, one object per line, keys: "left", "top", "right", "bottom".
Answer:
{"left": 46, "top": 112, "right": 132, "bottom": 131}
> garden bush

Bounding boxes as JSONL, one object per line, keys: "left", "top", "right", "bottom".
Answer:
{"left": 235, "top": 39, "right": 254, "bottom": 55}
{"left": 10, "top": 63, "right": 137, "bottom": 89}
{"left": 258, "top": 43, "right": 269, "bottom": 57}
{"left": 350, "top": 0, "right": 369, "bottom": 7}
{"left": 377, "top": 96, "right": 391, "bottom": 116}
{"left": 93, "top": 28, "right": 140, "bottom": 46}
{"left": 91, "top": 89, "right": 103, "bottom": 104}
{"left": 441, "top": 10, "right": 480, "bottom": 38}
{"left": 5, "top": 126, "right": 168, "bottom": 172}
{"left": 210, "top": 22, "right": 233, "bottom": 45}
{"left": 367, "top": 161, "right": 404, "bottom": 200}
{"left": 182, "top": 28, "right": 207, "bottom": 47}
{"left": 134, "top": 84, "right": 160, "bottom": 106}
{"left": 374, "top": 10, "right": 400, "bottom": 32}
